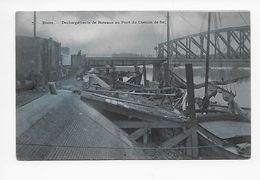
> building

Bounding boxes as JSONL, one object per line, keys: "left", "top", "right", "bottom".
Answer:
{"left": 71, "top": 51, "right": 90, "bottom": 75}
{"left": 71, "top": 54, "right": 82, "bottom": 69}
{"left": 16, "top": 36, "right": 62, "bottom": 87}
{"left": 71, "top": 51, "right": 87, "bottom": 69}
{"left": 61, "top": 47, "right": 71, "bottom": 66}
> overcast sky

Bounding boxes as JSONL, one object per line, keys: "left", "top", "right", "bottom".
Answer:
{"left": 16, "top": 11, "right": 250, "bottom": 56}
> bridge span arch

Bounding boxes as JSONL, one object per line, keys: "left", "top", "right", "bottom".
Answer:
{"left": 158, "top": 25, "right": 250, "bottom": 61}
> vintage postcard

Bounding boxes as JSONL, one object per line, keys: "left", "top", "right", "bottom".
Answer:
{"left": 16, "top": 11, "right": 250, "bottom": 160}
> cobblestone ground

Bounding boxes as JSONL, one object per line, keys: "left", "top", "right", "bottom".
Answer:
{"left": 16, "top": 88, "right": 47, "bottom": 108}
{"left": 17, "top": 92, "right": 143, "bottom": 160}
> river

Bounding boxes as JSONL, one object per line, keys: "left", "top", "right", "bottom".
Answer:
{"left": 116, "top": 65, "right": 250, "bottom": 108}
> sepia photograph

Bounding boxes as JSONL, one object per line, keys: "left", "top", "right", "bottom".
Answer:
{"left": 15, "top": 11, "right": 250, "bottom": 160}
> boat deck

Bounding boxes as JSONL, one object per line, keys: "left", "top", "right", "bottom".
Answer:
{"left": 199, "top": 120, "right": 250, "bottom": 140}
{"left": 81, "top": 91, "right": 189, "bottom": 128}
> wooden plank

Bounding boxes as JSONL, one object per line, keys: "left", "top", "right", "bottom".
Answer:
{"left": 197, "top": 125, "right": 224, "bottom": 146}
{"left": 190, "top": 128, "right": 199, "bottom": 158}
{"left": 143, "top": 130, "right": 148, "bottom": 145}
{"left": 199, "top": 121, "right": 250, "bottom": 140}
{"left": 185, "top": 64, "right": 196, "bottom": 124}
{"left": 86, "top": 89, "right": 177, "bottom": 96}
{"left": 114, "top": 121, "right": 186, "bottom": 129}
{"left": 186, "top": 135, "right": 192, "bottom": 157}
{"left": 161, "top": 128, "right": 192, "bottom": 147}
{"left": 129, "top": 128, "right": 148, "bottom": 140}
{"left": 197, "top": 113, "right": 248, "bottom": 123}
{"left": 197, "top": 133, "right": 247, "bottom": 159}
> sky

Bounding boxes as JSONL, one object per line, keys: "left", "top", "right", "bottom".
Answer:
{"left": 16, "top": 11, "right": 250, "bottom": 56}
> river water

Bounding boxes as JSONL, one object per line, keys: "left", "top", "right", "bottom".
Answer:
{"left": 116, "top": 65, "right": 251, "bottom": 108}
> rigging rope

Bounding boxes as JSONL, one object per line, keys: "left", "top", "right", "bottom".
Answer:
{"left": 238, "top": 12, "right": 248, "bottom": 26}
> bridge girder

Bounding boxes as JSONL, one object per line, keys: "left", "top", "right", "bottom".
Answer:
{"left": 158, "top": 25, "right": 250, "bottom": 60}
{"left": 87, "top": 57, "right": 165, "bottom": 67}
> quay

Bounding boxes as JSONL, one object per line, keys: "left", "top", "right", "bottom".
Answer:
{"left": 16, "top": 89, "right": 143, "bottom": 160}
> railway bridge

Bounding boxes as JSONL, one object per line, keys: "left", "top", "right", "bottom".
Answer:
{"left": 86, "top": 56, "right": 164, "bottom": 67}
{"left": 158, "top": 25, "right": 250, "bottom": 66}
{"left": 86, "top": 25, "right": 250, "bottom": 70}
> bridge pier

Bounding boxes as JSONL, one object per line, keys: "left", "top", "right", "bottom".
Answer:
{"left": 153, "top": 63, "right": 163, "bottom": 82}
{"left": 134, "top": 61, "right": 138, "bottom": 72}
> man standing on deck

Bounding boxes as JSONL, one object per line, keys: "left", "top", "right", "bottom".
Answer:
{"left": 202, "top": 86, "right": 218, "bottom": 113}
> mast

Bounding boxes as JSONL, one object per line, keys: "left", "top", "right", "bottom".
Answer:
{"left": 33, "top": 11, "right": 36, "bottom": 37}
{"left": 204, "top": 12, "right": 211, "bottom": 99}
{"left": 165, "top": 11, "right": 170, "bottom": 86}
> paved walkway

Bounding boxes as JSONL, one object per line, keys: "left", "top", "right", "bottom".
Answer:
{"left": 16, "top": 90, "right": 142, "bottom": 160}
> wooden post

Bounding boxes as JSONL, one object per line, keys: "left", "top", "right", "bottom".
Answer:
{"left": 143, "top": 130, "right": 148, "bottom": 145}
{"left": 185, "top": 64, "right": 199, "bottom": 159}
{"left": 48, "top": 82, "right": 57, "bottom": 95}
{"left": 204, "top": 12, "right": 211, "bottom": 99}
{"left": 203, "top": 12, "right": 211, "bottom": 113}
{"left": 165, "top": 11, "right": 170, "bottom": 86}
{"left": 186, "top": 134, "right": 192, "bottom": 156}
{"left": 33, "top": 11, "right": 36, "bottom": 37}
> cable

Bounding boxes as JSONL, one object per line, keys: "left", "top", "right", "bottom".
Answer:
{"left": 200, "top": 13, "right": 207, "bottom": 33}
{"left": 238, "top": 12, "right": 248, "bottom": 26}
{"left": 214, "top": 12, "right": 225, "bottom": 81}
{"left": 177, "top": 13, "right": 199, "bottom": 31}
{"left": 160, "top": 15, "right": 166, "bottom": 42}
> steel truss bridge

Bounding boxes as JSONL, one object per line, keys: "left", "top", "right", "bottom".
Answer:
{"left": 157, "top": 25, "right": 250, "bottom": 65}
{"left": 86, "top": 26, "right": 250, "bottom": 67}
